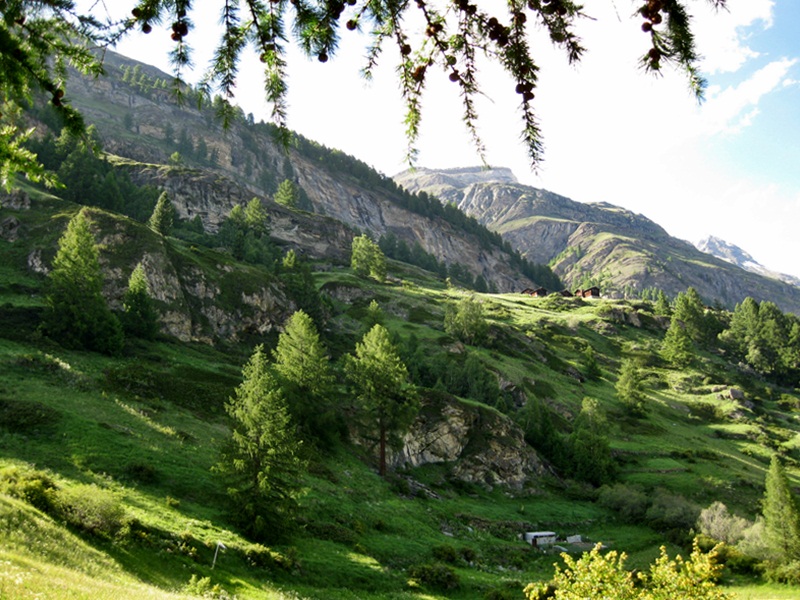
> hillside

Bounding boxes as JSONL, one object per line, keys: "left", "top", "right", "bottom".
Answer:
{"left": 54, "top": 51, "right": 558, "bottom": 295}
{"left": 393, "top": 167, "right": 800, "bottom": 314}
{"left": 4, "top": 182, "right": 800, "bottom": 598}
{"left": 2, "top": 53, "right": 800, "bottom": 600}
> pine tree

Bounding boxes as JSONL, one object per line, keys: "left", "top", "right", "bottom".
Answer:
{"left": 719, "top": 297, "right": 760, "bottom": 359}
{"left": 661, "top": 315, "right": 694, "bottom": 367}
{"left": 616, "top": 358, "right": 646, "bottom": 417}
{"left": 672, "top": 287, "right": 706, "bottom": 343}
{"left": 273, "top": 179, "right": 299, "bottom": 208}
{"left": 244, "top": 197, "right": 268, "bottom": 236}
{"left": 42, "top": 209, "right": 123, "bottom": 355}
{"left": 215, "top": 345, "right": 305, "bottom": 542}
{"left": 654, "top": 290, "right": 671, "bottom": 317}
{"left": 351, "top": 234, "right": 386, "bottom": 282}
{"left": 121, "top": 263, "right": 159, "bottom": 340}
{"left": 345, "top": 325, "right": 418, "bottom": 476}
{"left": 443, "top": 295, "right": 488, "bottom": 346}
{"left": 583, "top": 345, "right": 602, "bottom": 380}
{"left": 762, "top": 455, "right": 800, "bottom": 562}
{"left": 272, "top": 310, "right": 336, "bottom": 445}
{"left": 569, "top": 397, "right": 615, "bottom": 486}
{"left": 280, "top": 250, "right": 324, "bottom": 327}
{"left": 148, "top": 191, "right": 175, "bottom": 235}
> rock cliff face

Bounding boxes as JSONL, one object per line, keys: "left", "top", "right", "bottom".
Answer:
{"left": 374, "top": 392, "right": 545, "bottom": 488}
{"left": 64, "top": 52, "right": 534, "bottom": 293}
{"left": 394, "top": 167, "right": 800, "bottom": 313}
{"left": 2, "top": 192, "right": 292, "bottom": 343}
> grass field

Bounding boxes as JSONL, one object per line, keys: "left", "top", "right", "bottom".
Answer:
{"left": 1, "top": 200, "right": 799, "bottom": 597}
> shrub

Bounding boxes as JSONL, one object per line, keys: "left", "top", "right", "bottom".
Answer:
{"left": 484, "top": 581, "right": 523, "bottom": 600}
{"left": 183, "top": 575, "right": 232, "bottom": 599}
{"left": 597, "top": 483, "right": 649, "bottom": 523}
{"left": 764, "top": 560, "right": 800, "bottom": 585}
{"left": 0, "top": 465, "right": 58, "bottom": 513}
{"left": 124, "top": 461, "right": 159, "bottom": 484}
{"left": 431, "top": 544, "right": 458, "bottom": 564}
{"left": 645, "top": 489, "right": 699, "bottom": 532}
{"left": 697, "top": 501, "right": 748, "bottom": 545}
{"left": 0, "top": 398, "right": 60, "bottom": 435}
{"left": 408, "top": 562, "right": 460, "bottom": 591}
{"left": 55, "top": 484, "right": 128, "bottom": 538}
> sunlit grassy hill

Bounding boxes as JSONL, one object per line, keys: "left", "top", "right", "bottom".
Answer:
{"left": 2, "top": 189, "right": 800, "bottom": 599}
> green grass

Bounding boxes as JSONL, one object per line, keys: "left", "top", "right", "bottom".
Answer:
{"left": 2, "top": 217, "right": 800, "bottom": 597}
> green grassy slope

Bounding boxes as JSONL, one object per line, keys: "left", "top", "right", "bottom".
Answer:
{"left": 2, "top": 198, "right": 800, "bottom": 599}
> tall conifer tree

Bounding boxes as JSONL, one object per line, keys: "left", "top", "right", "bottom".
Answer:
{"left": 345, "top": 325, "right": 417, "bottom": 476}
{"left": 273, "top": 310, "right": 336, "bottom": 445}
{"left": 121, "top": 263, "right": 159, "bottom": 340}
{"left": 148, "top": 191, "right": 175, "bottom": 235}
{"left": 763, "top": 455, "right": 800, "bottom": 562}
{"left": 42, "top": 209, "right": 123, "bottom": 354}
{"left": 216, "top": 345, "right": 305, "bottom": 541}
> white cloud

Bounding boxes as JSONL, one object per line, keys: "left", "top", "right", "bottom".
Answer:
{"left": 694, "top": 0, "right": 775, "bottom": 74}
{"left": 699, "top": 58, "right": 797, "bottom": 134}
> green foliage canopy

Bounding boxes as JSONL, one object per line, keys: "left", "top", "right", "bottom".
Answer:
{"left": 345, "top": 324, "right": 417, "bottom": 476}
{"left": 615, "top": 358, "right": 646, "bottom": 417}
{"left": 351, "top": 234, "right": 386, "bottom": 282}
{"left": 215, "top": 345, "right": 306, "bottom": 542}
{"left": 273, "top": 310, "right": 337, "bottom": 446}
{"left": 121, "top": 262, "right": 159, "bottom": 340}
{"left": 443, "top": 294, "right": 488, "bottom": 346}
{"left": 762, "top": 455, "right": 800, "bottom": 562}
{"left": 148, "top": 191, "right": 175, "bottom": 235}
{"left": 42, "top": 209, "right": 123, "bottom": 355}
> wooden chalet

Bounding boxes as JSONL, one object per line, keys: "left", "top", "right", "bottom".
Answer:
{"left": 582, "top": 287, "right": 600, "bottom": 298}
{"left": 558, "top": 290, "right": 574, "bottom": 297}
{"left": 520, "top": 287, "right": 549, "bottom": 297}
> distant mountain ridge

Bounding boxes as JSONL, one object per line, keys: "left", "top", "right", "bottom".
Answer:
{"left": 394, "top": 167, "right": 800, "bottom": 314}
{"left": 696, "top": 236, "right": 800, "bottom": 289}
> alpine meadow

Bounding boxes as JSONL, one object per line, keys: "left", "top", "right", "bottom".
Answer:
{"left": 3, "top": 2, "right": 800, "bottom": 599}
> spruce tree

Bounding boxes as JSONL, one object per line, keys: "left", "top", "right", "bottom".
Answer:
{"left": 274, "top": 179, "right": 299, "bottom": 208}
{"left": 616, "top": 358, "right": 646, "bottom": 417}
{"left": 215, "top": 345, "right": 305, "bottom": 542}
{"left": 121, "top": 263, "right": 159, "bottom": 340}
{"left": 148, "top": 191, "right": 175, "bottom": 235}
{"left": 244, "top": 197, "right": 268, "bottom": 236}
{"left": 583, "top": 345, "right": 602, "bottom": 380}
{"left": 443, "top": 295, "right": 488, "bottom": 346}
{"left": 654, "top": 290, "right": 671, "bottom": 317}
{"left": 345, "top": 325, "right": 417, "bottom": 476}
{"left": 763, "top": 455, "right": 800, "bottom": 562}
{"left": 569, "top": 397, "right": 615, "bottom": 486}
{"left": 42, "top": 209, "right": 123, "bottom": 354}
{"left": 351, "top": 234, "right": 386, "bottom": 282}
{"left": 272, "top": 310, "right": 336, "bottom": 445}
{"left": 661, "top": 316, "right": 694, "bottom": 367}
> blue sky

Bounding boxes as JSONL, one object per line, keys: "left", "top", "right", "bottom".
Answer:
{"left": 90, "top": 0, "right": 800, "bottom": 278}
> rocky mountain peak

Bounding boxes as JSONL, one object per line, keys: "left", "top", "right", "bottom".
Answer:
{"left": 696, "top": 236, "right": 800, "bottom": 289}
{"left": 696, "top": 236, "right": 759, "bottom": 269}
{"left": 393, "top": 166, "right": 518, "bottom": 193}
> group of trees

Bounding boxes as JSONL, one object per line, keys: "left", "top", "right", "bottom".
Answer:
{"left": 657, "top": 287, "right": 800, "bottom": 385}
{"left": 41, "top": 209, "right": 160, "bottom": 354}
{"left": 26, "top": 128, "right": 161, "bottom": 223}
{"left": 219, "top": 311, "right": 417, "bottom": 537}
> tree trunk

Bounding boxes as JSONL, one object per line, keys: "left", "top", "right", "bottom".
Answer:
{"left": 379, "top": 424, "right": 386, "bottom": 477}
